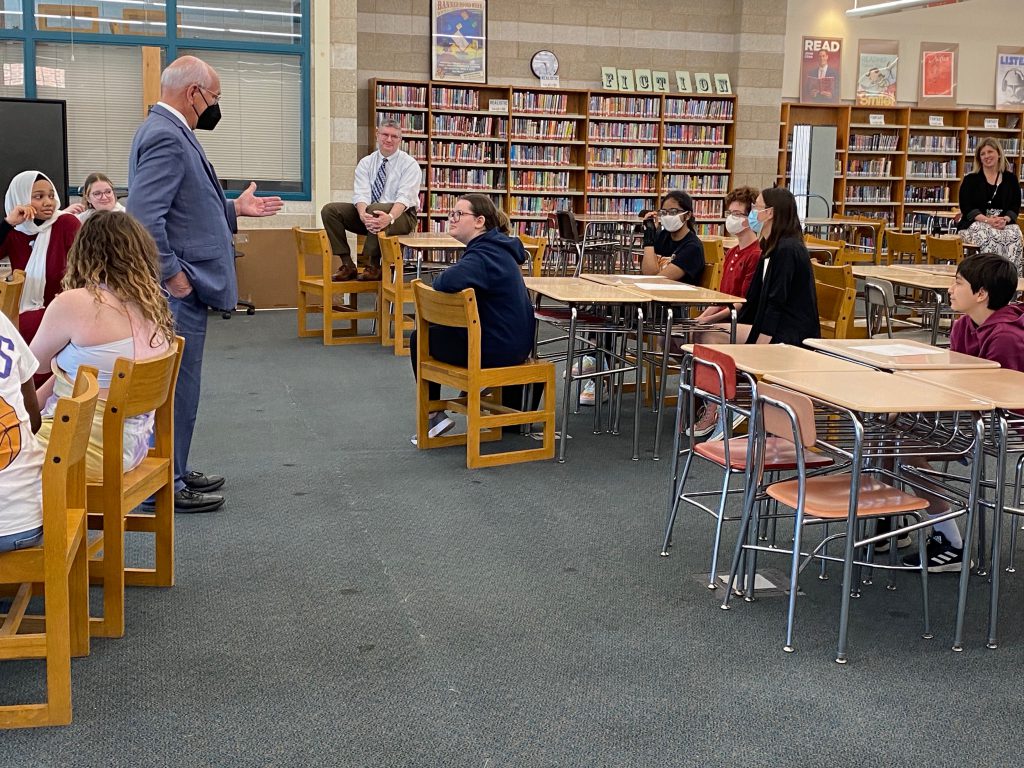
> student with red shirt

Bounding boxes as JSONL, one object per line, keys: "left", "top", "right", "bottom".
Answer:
{"left": 688, "top": 186, "right": 761, "bottom": 437}
{"left": 1, "top": 171, "right": 80, "bottom": 344}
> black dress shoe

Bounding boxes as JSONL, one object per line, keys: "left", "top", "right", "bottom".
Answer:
{"left": 173, "top": 488, "right": 225, "bottom": 514}
{"left": 184, "top": 471, "right": 225, "bottom": 493}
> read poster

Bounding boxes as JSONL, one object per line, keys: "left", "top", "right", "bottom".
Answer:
{"left": 800, "top": 37, "right": 842, "bottom": 104}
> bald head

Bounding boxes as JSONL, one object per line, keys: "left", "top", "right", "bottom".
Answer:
{"left": 159, "top": 55, "right": 221, "bottom": 130}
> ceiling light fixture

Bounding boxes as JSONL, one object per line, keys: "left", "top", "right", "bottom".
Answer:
{"left": 846, "top": 0, "right": 964, "bottom": 17}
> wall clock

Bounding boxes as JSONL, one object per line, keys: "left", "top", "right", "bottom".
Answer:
{"left": 531, "top": 50, "right": 559, "bottom": 79}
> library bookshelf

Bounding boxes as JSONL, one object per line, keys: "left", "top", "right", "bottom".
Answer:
{"left": 370, "top": 78, "right": 737, "bottom": 237}
{"left": 779, "top": 103, "right": 1024, "bottom": 229}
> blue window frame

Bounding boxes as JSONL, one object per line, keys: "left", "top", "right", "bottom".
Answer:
{"left": 0, "top": 0, "right": 311, "bottom": 200}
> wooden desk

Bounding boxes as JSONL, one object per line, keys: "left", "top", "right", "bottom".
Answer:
{"left": 680, "top": 343, "right": 866, "bottom": 376}
{"left": 580, "top": 273, "right": 744, "bottom": 306}
{"left": 804, "top": 338, "right": 998, "bottom": 371}
{"left": 525, "top": 276, "right": 648, "bottom": 463}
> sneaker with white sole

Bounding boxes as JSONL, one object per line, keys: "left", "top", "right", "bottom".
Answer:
{"left": 568, "top": 355, "right": 596, "bottom": 379}
{"left": 902, "top": 532, "right": 971, "bottom": 573}
{"left": 707, "top": 411, "right": 746, "bottom": 442}
{"left": 580, "top": 379, "right": 597, "bottom": 406}
{"left": 410, "top": 411, "right": 455, "bottom": 446}
{"left": 687, "top": 402, "right": 718, "bottom": 438}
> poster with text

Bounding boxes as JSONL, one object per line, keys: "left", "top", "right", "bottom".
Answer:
{"left": 856, "top": 39, "right": 898, "bottom": 107}
{"left": 800, "top": 37, "right": 842, "bottom": 104}
{"left": 919, "top": 43, "right": 958, "bottom": 107}
{"left": 431, "top": 0, "right": 487, "bottom": 83}
{"left": 996, "top": 47, "right": 1024, "bottom": 111}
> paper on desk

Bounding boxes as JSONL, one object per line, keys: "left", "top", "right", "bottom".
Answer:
{"left": 634, "top": 282, "right": 696, "bottom": 291}
{"left": 849, "top": 343, "right": 944, "bottom": 357}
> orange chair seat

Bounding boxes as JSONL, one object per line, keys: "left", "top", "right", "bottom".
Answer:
{"left": 694, "top": 436, "right": 834, "bottom": 472}
{"left": 766, "top": 475, "right": 928, "bottom": 519}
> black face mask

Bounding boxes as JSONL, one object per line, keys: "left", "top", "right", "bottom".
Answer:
{"left": 193, "top": 90, "right": 222, "bottom": 131}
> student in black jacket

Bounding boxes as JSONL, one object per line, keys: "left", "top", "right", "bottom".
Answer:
{"left": 735, "top": 187, "right": 820, "bottom": 345}
{"left": 409, "top": 193, "right": 535, "bottom": 441}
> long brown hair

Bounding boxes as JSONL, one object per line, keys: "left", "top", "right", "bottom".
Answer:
{"left": 81, "top": 172, "right": 115, "bottom": 210}
{"left": 760, "top": 187, "right": 804, "bottom": 255}
{"left": 459, "top": 193, "right": 510, "bottom": 234}
{"left": 62, "top": 210, "right": 175, "bottom": 349}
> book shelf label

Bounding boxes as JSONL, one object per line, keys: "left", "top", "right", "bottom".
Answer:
{"left": 984, "top": 117, "right": 999, "bottom": 129}
{"left": 869, "top": 113, "right": 886, "bottom": 126}
{"left": 540, "top": 76, "right": 559, "bottom": 89}
{"left": 928, "top": 115, "right": 944, "bottom": 127}
{"left": 489, "top": 99, "right": 509, "bottom": 113}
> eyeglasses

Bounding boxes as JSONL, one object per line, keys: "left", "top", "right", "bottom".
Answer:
{"left": 89, "top": 189, "right": 115, "bottom": 199}
{"left": 448, "top": 210, "right": 476, "bottom": 221}
{"left": 195, "top": 84, "right": 221, "bottom": 104}
{"left": 658, "top": 208, "right": 685, "bottom": 217}
{"left": 726, "top": 209, "right": 747, "bottom": 217}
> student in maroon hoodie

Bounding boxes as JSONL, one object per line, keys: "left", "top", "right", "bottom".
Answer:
{"left": 903, "top": 252, "right": 1024, "bottom": 572}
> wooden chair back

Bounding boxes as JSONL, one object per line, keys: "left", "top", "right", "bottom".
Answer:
{"left": 86, "top": 338, "right": 183, "bottom": 639}
{"left": 293, "top": 227, "right": 331, "bottom": 283}
{"left": 0, "top": 269, "right": 25, "bottom": 325}
{"left": 806, "top": 235, "right": 846, "bottom": 265}
{"left": 379, "top": 233, "right": 414, "bottom": 355}
{"left": 841, "top": 215, "right": 885, "bottom": 264}
{"left": 925, "top": 235, "right": 964, "bottom": 265}
{"left": 698, "top": 239, "right": 724, "bottom": 291}
{"left": 758, "top": 381, "right": 817, "bottom": 448}
{"left": 0, "top": 369, "right": 98, "bottom": 728}
{"left": 812, "top": 262, "right": 856, "bottom": 339}
{"left": 518, "top": 234, "right": 546, "bottom": 278}
{"left": 885, "top": 229, "right": 923, "bottom": 265}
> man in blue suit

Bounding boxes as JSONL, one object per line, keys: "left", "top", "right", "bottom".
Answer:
{"left": 128, "top": 55, "right": 282, "bottom": 513}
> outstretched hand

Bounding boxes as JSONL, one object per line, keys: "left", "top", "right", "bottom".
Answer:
{"left": 234, "top": 182, "right": 284, "bottom": 218}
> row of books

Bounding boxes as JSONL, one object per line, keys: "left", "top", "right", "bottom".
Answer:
{"left": 967, "top": 135, "right": 1020, "bottom": 153}
{"left": 846, "top": 159, "right": 893, "bottom": 176}
{"left": 510, "top": 145, "right": 574, "bottom": 165}
{"left": 508, "top": 196, "right": 574, "bottom": 214}
{"left": 904, "top": 186, "right": 952, "bottom": 203}
{"left": 586, "top": 147, "right": 657, "bottom": 167}
{"left": 664, "top": 124, "right": 727, "bottom": 144}
{"left": 379, "top": 112, "right": 425, "bottom": 132}
{"left": 586, "top": 172, "right": 657, "bottom": 193}
{"left": 849, "top": 133, "right": 900, "bottom": 151}
{"left": 511, "top": 92, "right": 570, "bottom": 114}
{"left": 429, "top": 168, "right": 507, "bottom": 189}
{"left": 586, "top": 197, "right": 656, "bottom": 214}
{"left": 510, "top": 118, "right": 578, "bottom": 140}
{"left": 430, "top": 87, "right": 480, "bottom": 110}
{"left": 431, "top": 115, "right": 506, "bottom": 138}
{"left": 375, "top": 84, "right": 427, "bottom": 109}
{"left": 430, "top": 141, "right": 505, "bottom": 163}
{"left": 588, "top": 96, "right": 661, "bottom": 119}
{"left": 427, "top": 192, "right": 503, "bottom": 214}
{"left": 509, "top": 171, "right": 573, "bottom": 191}
{"left": 587, "top": 123, "right": 659, "bottom": 143}
{"left": 907, "top": 160, "right": 958, "bottom": 177}
{"left": 404, "top": 139, "right": 427, "bottom": 161}
{"left": 691, "top": 199, "right": 724, "bottom": 218}
{"left": 664, "top": 149, "right": 728, "bottom": 169}
{"left": 908, "top": 136, "right": 959, "bottom": 153}
{"left": 663, "top": 173, "right": 728, "bottom": 193}
{"left": 845, "top": 186, "right": 893, "bottom": 202}
{"left": 664, "top": 99, "right": 733, "bottom": 120}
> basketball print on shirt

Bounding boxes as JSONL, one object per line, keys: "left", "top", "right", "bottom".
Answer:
{"left": 0, "top": 395, "right": 22, "bottom": 472}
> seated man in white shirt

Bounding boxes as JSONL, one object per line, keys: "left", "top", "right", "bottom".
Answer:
{"left": 321, "top": 118, "right": 421, "bottom": 282}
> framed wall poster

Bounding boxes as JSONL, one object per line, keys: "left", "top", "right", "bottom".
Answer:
{"left": 856, "top": 39, "right": 898, "bottom": 107}
{"left": 800, "top": 36, "right": 842, "bottom": 104}
{"left": 431, "top": 0, "right": 487, "bottom": 83}
{"left": 675, "top": 71, "right": 692, "bottom": 93}
{"left": 919, "top": 42, "right": 958, "bottom": 108}
{"left": 996, "top": 46, "right": 1024, "bottom": 111}
{"left": 652, "top": 71, "right": 670, "bottom": 93}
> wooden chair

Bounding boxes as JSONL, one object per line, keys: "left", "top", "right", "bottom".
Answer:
{"left": 1, "top": 269, "right": 25, "bottom": 325}
{"left": 925, "top": 235, "right": 964, "bottom": 265}
{"left": 884, "top": 229, "right": 924, "bottom": 265}
{"left": 805, "top": 235, "right": 846, "bottom": 265}
{"left": 812, "top": 261, "right": 857, "bottom": 339}
{"left": 518, "top": 234, "right": 546, "bottom": 278}
{"left": 378, "top": 233, "right": 415, "bottom": 356}
{"left": 293, "top": 227, "right": 380, "bottom": 346}
{"left": 85, "top": 340, "right": 183, "bottom": 638}
{"left": 700, "top": 239, "right": 724, "bottom": 291}
{"left": 411, "top": 279, "right": 556, "bottom": 468}
{"left": 0, "top": 369, "right": 98, "bottom": 728}
{"left": 840, "top": 215, "right": 885, "bottom": 265}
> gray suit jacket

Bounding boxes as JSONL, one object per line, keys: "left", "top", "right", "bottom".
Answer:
{"left": 127, "top": 105, "right": 238, "bottom": 310}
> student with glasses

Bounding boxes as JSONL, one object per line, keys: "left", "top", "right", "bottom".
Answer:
{"left": 639, "top": 190, "right": 705, "bottom": 284}
{"left": 64, "top": 172, "right": 126, "bottom": 222}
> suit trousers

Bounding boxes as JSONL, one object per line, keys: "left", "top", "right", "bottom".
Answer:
{"left": 320, "top": 202, "right": 417, "bottom": 267}
{"left": 168, "top": 291, "right": 208, "bottom": 492}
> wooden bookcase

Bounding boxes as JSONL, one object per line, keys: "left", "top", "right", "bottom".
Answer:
{"left": 779, "top": 102, "right": 1024, "bottom": 229}
{"left": 370, "top": 78, "right": 736, "bottom": 236}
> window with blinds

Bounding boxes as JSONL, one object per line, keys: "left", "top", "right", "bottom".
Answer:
{"left": 181, "top": 48, "right": 302, "bottom": 191}
{"left": 0, "top": 41, "right": 24, "bottom": 97}
{"left": 34, "top": 43, "right": 145, "bottom": 192}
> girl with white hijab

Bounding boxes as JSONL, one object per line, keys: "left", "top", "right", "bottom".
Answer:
{"left": 0, "top": 170, "right": 80, "bottom": 343}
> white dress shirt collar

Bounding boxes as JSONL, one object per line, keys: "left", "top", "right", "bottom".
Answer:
{"left": 157, "top": 101, "right": 192, "bottom": 131}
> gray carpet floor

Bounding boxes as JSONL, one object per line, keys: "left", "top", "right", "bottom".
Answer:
{"left": 3, "top": 309, "right": 1022, "bottom": 767}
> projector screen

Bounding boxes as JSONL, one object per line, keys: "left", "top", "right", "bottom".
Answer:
{"left": 0, "top": 98, "right": 69, "bottom": 203}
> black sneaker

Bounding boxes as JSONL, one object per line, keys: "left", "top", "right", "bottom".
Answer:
{"left": 903, "top": 532, "right": 970, "bottom": 573}
{"left": 874, "top": 516, "right": 912, "bottom": 553}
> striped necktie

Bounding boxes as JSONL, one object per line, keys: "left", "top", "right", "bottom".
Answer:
{"left": 370, "top": 157, "right": 388, "bottom": 203}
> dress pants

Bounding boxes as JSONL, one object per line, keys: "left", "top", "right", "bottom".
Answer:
{"left": 167, "top": 291, "right": 207, "bottom": 492}
{"left": 320, "top": 202, "right": 417, "bottom": 268}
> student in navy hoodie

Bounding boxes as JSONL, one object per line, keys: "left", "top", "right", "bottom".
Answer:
{"left": 409, "top": 193, "right": 535, "bottom": 441}
{"left": 902, "top": 252, "right": 1024, "bottom": 572}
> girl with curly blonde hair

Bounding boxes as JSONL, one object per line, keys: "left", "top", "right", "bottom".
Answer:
{"left": 29, "top": 210, "right": 175, "bottom": 481}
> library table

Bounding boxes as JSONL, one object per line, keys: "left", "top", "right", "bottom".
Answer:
{"left": 523, "top": 276, "right": 649, "bottom": 462}
{"left": 897, "top": 367, "right": 1024, "bottom": 650}
{"left": 851, "top": 265, "right": 954, "bottom": 344}
{"left": 397, "top": 233, "right": 539, "bottom": 278}
{"left": 759, "top": 368, "right": 993, "bottom": 660}
{"left": 804, "top": 337, "right": 999, "bottom": 371}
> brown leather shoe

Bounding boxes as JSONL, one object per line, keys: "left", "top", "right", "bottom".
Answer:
{"left": 331, "top": 265, "right": 357, "bottom": 281}
{"left": 359, "top": 265, "right": 382, "bottom": 281}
